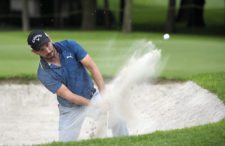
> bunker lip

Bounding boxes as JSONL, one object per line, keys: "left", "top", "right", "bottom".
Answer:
{"left": 1, "top": 81, "right": 225, "bottom": 145}
{"left": 0, "top": 79, "right": 39, "bottom": 85}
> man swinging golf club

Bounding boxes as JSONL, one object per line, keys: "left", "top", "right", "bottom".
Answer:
{"left": 27, "top": 30, "right": 128, "bottom": 142}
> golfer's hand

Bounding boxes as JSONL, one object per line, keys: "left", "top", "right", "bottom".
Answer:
{"left": 100, "top": 99, "right": 111, "bottom": 112}
{"left": 91, "top": 98, "right": 111, "bottom": 113}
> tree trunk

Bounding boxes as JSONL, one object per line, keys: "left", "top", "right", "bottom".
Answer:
{"left": 54, "top": 0, "right": 62, "bottom": 27}
{"left": 0, "top": 0, "right": 10, "bottom": 25}
{"left": 22, "top": 0, "right": 30, "bottom": 31}
{"left": 187, "top": 0, "right": 205, "bottom": 27}
{"left": 119, "top": 0, "right": 125, "bottom": 26}
{"left": 165, "top": 0, "right": 176, "bottom": 33}
{"left": 81, "top": 0, "right": 97, "bottom": 30}
{"left": 176, "top": 0, "right": 191, "bottom": 22}
{"left": 122, "top": 0, "right": 132, "bottom": 32}
{"left": 104, "top": 0, "right": 110, "bottom": 28}
{"left": 176, "top": 0, "right": 205, "bottom": 27}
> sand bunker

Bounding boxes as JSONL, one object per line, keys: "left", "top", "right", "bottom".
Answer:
{"left": 1, "top": 42, "right": 225, "bottom": 145}
{"left": 0, "top": 82, "right": 225, "bottom": 145}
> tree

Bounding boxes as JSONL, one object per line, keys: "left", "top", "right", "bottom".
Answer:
{"left": 165, "top": 0, "right": 176, "bottom": 33}
{"left": 103, "top": 0, "right": 110, "bottom": 28}
{"left": 122, "top": 0, "right": 132, "bottom": 32}
{"left": 81, "top": 0, "right": 97, "bottom": 30}
{"left": 0, "top": 0, "right": 10, "bottom": 26}
{"left": 53, "top": 0, "right": 63, "bottom": 28}
{"left": 176, "top": 0, "right": 205, "bottom": 27}
{"left": 22, "top": 0, "right": 30, "bottom": 31}
{"left": 119, "top": 0, "right": 125, "bottom": 26}
{"left": 188, "top": 0, "right": 205, "bottom": 27}
{"left": 53, "top": 0, "right": 82, "bottom": 28}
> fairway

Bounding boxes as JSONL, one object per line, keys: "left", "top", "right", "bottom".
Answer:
{"left": 0, "top": 31, "right": 225, "bottom": 79}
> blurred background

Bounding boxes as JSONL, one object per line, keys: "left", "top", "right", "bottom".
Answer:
{"left": 0, "top": 0, "right": 224, "bottom": 35}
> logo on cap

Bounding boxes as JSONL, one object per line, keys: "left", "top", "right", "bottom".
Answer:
{"left": 32, "top": 34, "right": 43, "bottom": 44}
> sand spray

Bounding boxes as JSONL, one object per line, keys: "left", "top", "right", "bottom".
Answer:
{"left": 81, "top": 40, "right": 164, "bottom": 139}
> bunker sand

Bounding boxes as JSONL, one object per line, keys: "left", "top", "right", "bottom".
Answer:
{"left": 0, "top": 82, "right": 225, "bottom": 145}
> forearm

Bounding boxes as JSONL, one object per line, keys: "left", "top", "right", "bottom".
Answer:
{"left": 91, "top": 68, "right": 105, "bottom": 93}
{"left": 67, "top": 93, "right": 90, "bottom": 106}
{"left": 56, "top": 84, "right": 90, "bottom": 106}
{"left": 81, "top": 55, "right": 105, "bottom": 92}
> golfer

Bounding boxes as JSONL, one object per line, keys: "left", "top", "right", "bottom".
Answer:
{"left": 27, "top": 30, "right": 128, "bottom": 142}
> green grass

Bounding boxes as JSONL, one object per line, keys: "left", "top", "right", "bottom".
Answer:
{"left": 0, "top": 31, "right": 225, "bottom": 79}
{"left": 39, "top": 119, "right": 225, "bottom": 146}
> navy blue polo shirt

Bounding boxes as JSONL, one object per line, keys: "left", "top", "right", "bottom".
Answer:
{"left": 37, "top": 40, "right": 95, "bottom": 107}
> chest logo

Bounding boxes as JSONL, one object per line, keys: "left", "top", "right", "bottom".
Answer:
{"left": 66, "top": 53, "right": 73, "bottom": 59}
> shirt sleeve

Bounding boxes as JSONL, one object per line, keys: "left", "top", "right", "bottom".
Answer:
{"left": 37, "top": 64, "right": 62, "bottom": 94}
{"left": 66, "top": 40, "right": 88, "bottom": 61}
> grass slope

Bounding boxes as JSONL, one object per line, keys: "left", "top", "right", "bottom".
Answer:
{"left": 190, "top": 72, "right": 225, "bottom": 104}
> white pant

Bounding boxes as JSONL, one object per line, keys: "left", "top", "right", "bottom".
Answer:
{"left": 58, "top": 92, "right": 128, "bottom": 142}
